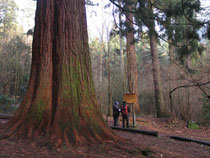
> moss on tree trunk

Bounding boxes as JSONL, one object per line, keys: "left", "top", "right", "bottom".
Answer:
{"left": 1, "top": 0, "right": 118, "bottom": 147}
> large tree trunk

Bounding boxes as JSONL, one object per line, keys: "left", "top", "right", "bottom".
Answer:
{"left": 1, "top": 0, "right": 117, "bottom": 147}
{"left": 125, "top": 6, "right": 140, "bottom": 114}
{"left": 149, "top": 6, "right": 166, "bottom": 118}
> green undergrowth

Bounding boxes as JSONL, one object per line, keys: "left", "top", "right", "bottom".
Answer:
{"left": 187, "top": 120, "right": 200, "bottom": 129}
{"left": 0, "top": 95, "right": 16, "bottom": 113}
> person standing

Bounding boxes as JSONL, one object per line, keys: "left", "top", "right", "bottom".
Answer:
{"left": 113, "top": 101, "right": 121, "bottom": 126}
{"left": 121, "top": 101, "right": 130, "bottom": 128}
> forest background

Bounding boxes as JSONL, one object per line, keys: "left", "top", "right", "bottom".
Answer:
{"left": 0, "top": 0, "right": 210, "bottom": 126}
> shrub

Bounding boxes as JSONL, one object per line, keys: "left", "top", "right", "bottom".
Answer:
{"left": 0, "top": 95, "right": 16, "bottom": 113}
{"left": 201, "top": 97, "right": 210, "bottom": 126}
{"left": 187, "top": 120, "right": 200, "bottom": 129}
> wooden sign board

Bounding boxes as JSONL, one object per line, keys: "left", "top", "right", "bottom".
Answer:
{"left": 123, "top": 93, "right": 137, "bottom": 104}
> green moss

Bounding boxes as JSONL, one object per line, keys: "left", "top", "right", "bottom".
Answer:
{"left": 27, "top": 99, "right": 47, "bottom": 122}
{"left": 57, "top": 48, "right": 104, "bottom": 141}
{"left": 22, "top": 98, "right": 46, "bottom": 123}
{"left": 15, "top": 99, "right": 29, "bottom": 117}
{"left": 87, "top": 111, "right": 102, "bottom": 135}
{"left": 37, "top": 100, "right": 46, "bottom": 121}
{"left": 60, "top": 61, "right": 82, "bottom": 107}
{"left": 187, "top": 120, "right": 200, "bottom": 129}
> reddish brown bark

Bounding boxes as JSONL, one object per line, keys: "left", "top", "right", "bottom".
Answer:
{"left": 1, "top": 0, "right": 118, "bottom": 146}
{"left": 149, "top": 5, "right": 166, "bottom": 118}
{"left": 126, "top": 7, "right": 140, "bottom": 114}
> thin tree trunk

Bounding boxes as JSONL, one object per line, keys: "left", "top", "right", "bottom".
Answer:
{"left": 106, "top": 31, "right": 112, "bottom": 122}
{"left": 99, "top": 53, "right": 103, "bottom": 111}
{"left": 167, "top": 16, "right": 176, "bottom": 121}
{"left": 2, "top": 82, "right": 7, "bottom": 95}
{"left": 119, "top": 12, "right": 125, "bottom": 92}
{"left": 108, "top": 46, "right": 112, "bottom": 118}
{"left": 14, "top": 50, "right": 19, "bottom": 99}
{"left": 168, "top": 31, "right": 177, "bottom": 122}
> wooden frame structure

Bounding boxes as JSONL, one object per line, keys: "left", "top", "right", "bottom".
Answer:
{"left": 123, "top": 92, "right": 138, "bottom": 126}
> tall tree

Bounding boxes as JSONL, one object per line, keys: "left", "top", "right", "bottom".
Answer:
{"left": 0, "top": 0, "right": 27, "bottom": 97}
{"left": 148, "top": 1, "right": 166, "bottom": 117}
{"left": 110, "top": 0, "right": 209, "bottom": 118}
{"left": 117, "top": 2, "right": 126, "bottom": 92}
{"left": 0, "top": 0, "right": 18, "bottom": 35}
{"left": 125, "top": 1, "right": 140, "bottom": 114}
{"left": 0, "top": 36, "right": 31, "bottom": 97}
{"left": 1, "top": 0, "right": 117, "bottom": 146}
{"left": 106, "top": 31, "right": 113, "bottom": 122}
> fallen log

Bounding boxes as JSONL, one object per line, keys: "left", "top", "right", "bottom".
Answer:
{"left": 111, "top": 126, "right": 158, "bottom": 137}
{"left": 0, "top": 114, "right": 12, "bottom": 119}
{"left": 170, "top": 136, "right": 210, "bottom": 146}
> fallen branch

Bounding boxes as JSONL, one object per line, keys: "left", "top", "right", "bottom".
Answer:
{"left": 170, "top": 81, "right": 210, "bottom": 99}
{"left": 169, "top": 81, "right": 210, "bottom": 112}
{"left": 111, "top": 126, "right": 158, "bottom": 137}
{"left": 170, "top": 136, "right": 210, "bottom": 146}
{"left": 0, "top": 114, "right": 12, "bottom": 119}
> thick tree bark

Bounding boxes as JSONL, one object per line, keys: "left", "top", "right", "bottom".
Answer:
{"left": 149, "top": 7, "right": 166, "bottom": 118}
{"left": 125, "top": 6, "right": 140, "bottom": 114}
{"left": 1, "top": 0, "right": 117, "bottom": 146}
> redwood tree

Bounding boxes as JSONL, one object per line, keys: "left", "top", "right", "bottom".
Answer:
{"left": 148, "top": 3, "right": 166, "bottom": 117}
{"left": 1, "top": 0, "right": 117, "bottom": 146}
{"left": 125, "top": 3, "right": 140, "bottom": 114}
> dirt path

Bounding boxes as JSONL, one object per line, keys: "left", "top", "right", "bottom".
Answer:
{"left": 115, "top": 130, "right": 210, "bottom": 158}
{"left": 108, "top": 115, "right": 210, "bottom": 158}
{"left": 0, "top": 116, "right": 210, "bottom": 158}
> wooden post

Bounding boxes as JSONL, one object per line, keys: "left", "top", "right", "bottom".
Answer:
{"left": 132, "top": 103, "right": 136, "bottom": 126}
{"left": 123, "top": 93, "right": 137, "bottom": 127}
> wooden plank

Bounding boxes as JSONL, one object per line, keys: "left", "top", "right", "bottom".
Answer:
{"left": 170, "top": 136, "right": 210, "bottom": 146}
{"left": 0, "top": 114, "right": 12, "bottom": 119}
{"left": 123, "top": 93, "right": 137, "bottom": 104}
{"left": 111, "top": 126, "right": 158, "bottom": 137}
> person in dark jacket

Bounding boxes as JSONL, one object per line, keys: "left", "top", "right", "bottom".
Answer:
{"left": 121, "top": 101, "right": 130, "bottom": 128}
{"left": 113, "top": 101, "right": 121, "bottom": 126}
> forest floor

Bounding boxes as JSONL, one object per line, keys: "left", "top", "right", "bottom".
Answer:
{"left": 0, "top": 115, "right": 210, "bottom": 158}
